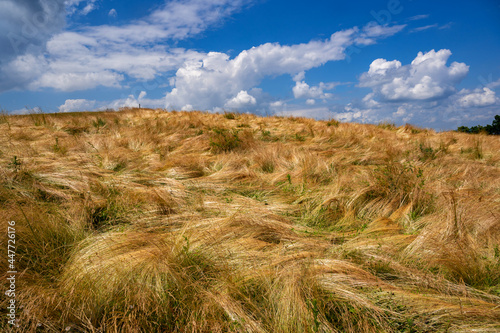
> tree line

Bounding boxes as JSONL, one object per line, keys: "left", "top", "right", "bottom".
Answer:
{"left": 457, "top": 115, "right": 500, "bottom": 135}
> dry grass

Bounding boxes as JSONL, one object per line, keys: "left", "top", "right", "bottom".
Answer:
{"left": 0, "top": 108, "right": 499, "bottom": 332}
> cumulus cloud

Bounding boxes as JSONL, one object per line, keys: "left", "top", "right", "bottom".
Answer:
{"left": 163, "top": 28, "right": 353, "bottom": 110}
{"left": 359, "top": 49, "right": 469, "bottom": 102}
{"left": 104, "top": 91, "right": 165, "bottom": 110}
{"left": 165, "top": 23, "right": 403, "bottom": 111}
{"left": 276, "top": 106, "right": 333, "bottom": 120}
{"left": 292, "top": 81, "right": 336, "bottom": 100}
{"left": 456, "top": 87, "right": 497, "bottom": 108}
{"left": 334, "top": 103, "right": 375, "bottom": 123}
{"left": 58, "top": 91, "right": 165, "bottom": 112}
{"left": 59, "top": 98, "right": 96, "bottom": 112}
{"left": 225, "top": 91, "right": 257, "bottom": 109}
{"left": 108, "top": 8, "right": 117, "bottom": 18}
{"left": 270, "top": 100, "right": 284, "bottom": 108}
{"left": 333, "top": 50, "right": 499, "bottom": 129}
{"left": 367, "top": 58, "right": 401, "bottom": 75}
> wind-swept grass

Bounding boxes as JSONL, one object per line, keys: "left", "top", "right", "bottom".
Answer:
{"left": 0, "top": 108, "right": 499, "bottom": 332}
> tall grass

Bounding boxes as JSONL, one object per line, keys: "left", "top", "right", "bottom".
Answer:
{"left": 0, "top": 108, "right": 499, "bottom": 332}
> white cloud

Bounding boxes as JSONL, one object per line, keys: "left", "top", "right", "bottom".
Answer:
{"left": 10, "top": 107, "right": 43, "bottom": 115}
{"left": 105, "top": 91, "right": 165, "bottom": 110}
{"left": 367, "top": 58, "right": 401, "bottom": 76}
{"left": 164, "top": 28, "right": 355, "bottom": 110}
{"left": 394, "top": 106, "right": 406, "bottom": 116}
{"left": 359, "top": 49, "right": 469, "bottom": 101}
{"left": 0, "top": 0, "right": 254, "bottom": 92}
{"left": 165, "top": 23, "right": 403, "bottom": 111}
{"left": 269, "top": 100, "right": 286, "bottom": 113}
{"left": 355, "top": 22, "right": 406, "bottom": 45}
{"left": 293, "top": 71, "right": 305, "bottom": 82}
{"left": 292, "top": 81, "right": 335, "bottom": 100}
{"left": 277, "top": 106, "right": 333, "bottom": 119}
{"left": 336, "top": 103, "right": 371, "bottom": 123}
{"left": 456, "top": 87, "right": 497, "bottom": 108}
{"left": 482, "top": 77, "right": 500, "bottom": 90}
{"left": 407, "top": 14, "right": 430, "bottom": 21}
{"left": 181, "top": 104, "right": 194, "bottom": 111}
{"left": 338, "top": 55, "right": 498, "bottom": 129}
{"left": 362, "top": 92, "right": 379, "bottom": 108}
{"left": 306, "top": 99, "right": 315, "bottom": 105}
{"left": 0, "top": 53, "right": 48, "bottom": 91}
{"left": 32, "top": 71, "right": 124, "bottom": 91}
{"left": 81, "top": 0, "right": 254, "bottom": 45}
{"left": 362, "top": 22, "right": 406, "bottom": 38}
{"left": 107, "top": 95, "right": 141, "bottom": 109}
{"left": 410, "top": 24, "right": 438, "bottom": 33}
{"left": 59, "top": 91, "right": 165, "bottom": 112}
{"left": 65, "top": 0, "right": 98, "bottom": 16}
{"left": 6, "top": 31, "right": 205, "bottom": 91}
{"left": 224, "top": 90, "right": 257, "bottom": 109}
{"left": 59, "top": 98, "right": 96, "bottom": 112}
{"left": 82, "top": 3, "right": 96, "bottom": 15}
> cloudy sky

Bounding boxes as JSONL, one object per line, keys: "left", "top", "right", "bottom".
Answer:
{"left": 0, "top": 0, "right": 499, "bottom": 129}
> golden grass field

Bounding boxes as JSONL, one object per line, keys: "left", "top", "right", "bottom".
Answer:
{"left": 0, "top": 108, "right": 499, "bottom": 332}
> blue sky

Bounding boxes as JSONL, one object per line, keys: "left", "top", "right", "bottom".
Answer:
{"left": 0, "top": 0, "right": 499, "bottom": 130}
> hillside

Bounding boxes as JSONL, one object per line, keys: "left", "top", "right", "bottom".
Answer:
{"left": 1, "top": 109, "right": 499, "bottom": 332}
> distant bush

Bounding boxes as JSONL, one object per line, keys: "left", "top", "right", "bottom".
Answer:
{"left": 457, "top": 115, "right": 500, "bottom": 135}
{"left": 223, "top": 112, "right": 236, "bottom": 120}
{"left": 326, "top": 119, "right": 340, "bottom": 127}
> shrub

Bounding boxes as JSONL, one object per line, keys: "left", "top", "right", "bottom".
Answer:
{"left": 418, "top": 142, "right": 436, "bottom": 161}
{"left": 326, "top": 119, "right": 340, "bottom": 127}
{"left": 209, "top": 128, "right": 241, "bottom": 153}
{"left": 224, "top": 112, "right": 236, "bottom": 120}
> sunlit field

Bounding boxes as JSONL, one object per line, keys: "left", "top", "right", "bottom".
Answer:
{"left": 1, "top": 109, "right": 499, "bottom": 332}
